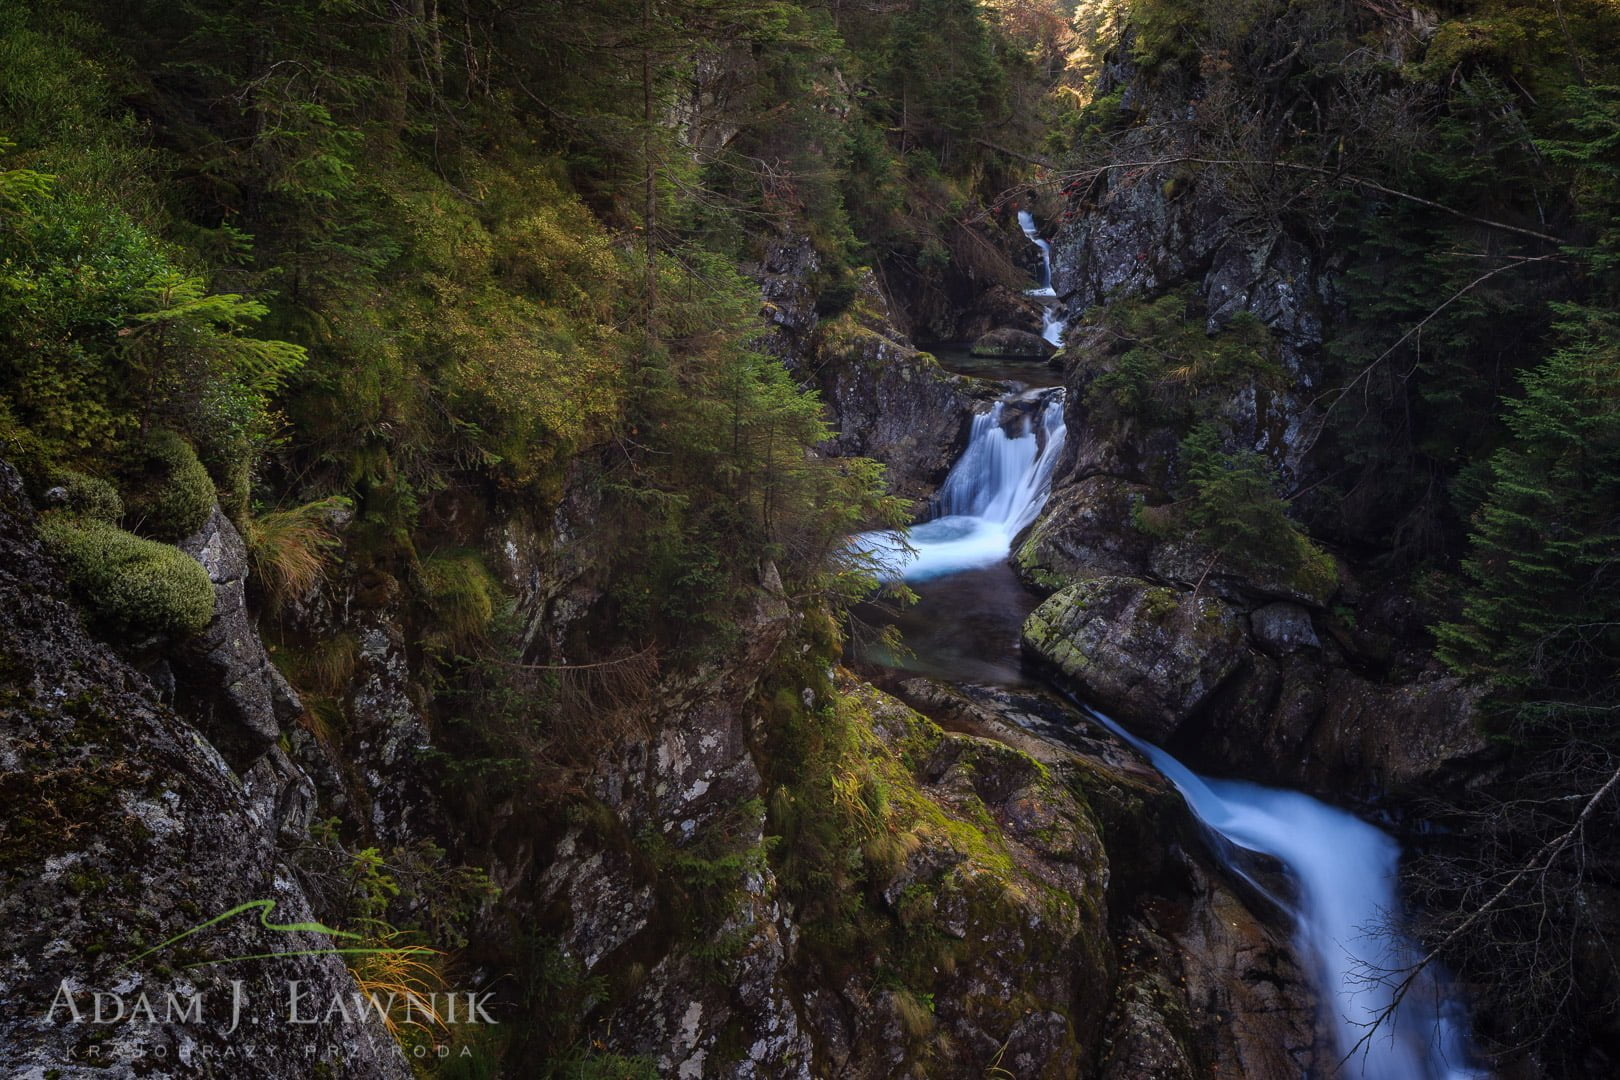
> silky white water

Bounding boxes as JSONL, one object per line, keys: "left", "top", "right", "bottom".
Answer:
{"left": 1017, "top": 209, "right": 1055, "bottom": 292}
{"left": 1017, "top": 209, "right": 1066, "bottom": 346}
{"left": 1083, "top": 707, "right": 1484, "bottom": 1079}
{"left": 857, "top": 392, "right": 1067, "bottom": 582}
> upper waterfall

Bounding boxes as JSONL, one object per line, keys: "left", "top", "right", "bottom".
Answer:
{"left": 1017, "top": 209, "right": 1065, "bottom": 346}
{"left": 1017, "top": 209, "right": 1055, "bottom": 294}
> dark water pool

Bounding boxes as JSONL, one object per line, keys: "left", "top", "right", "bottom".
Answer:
{"left": 848, "top": 561, "right": 1045, "bottom": 688}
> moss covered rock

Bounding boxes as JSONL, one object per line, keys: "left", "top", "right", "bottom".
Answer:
{"left": 1021, "top": 575, "right": 1248, "bottom": 744}
{"left": 36, "top": 513, "right": 215, "bottom": 637}
{"left": 122, "top": 429, "right": 216, "bottom": 541}
{"left": 969, "top": 326, "right": 1055, "bottom": 359}
{"left": 782, "top": 675, "right": 1115, "bottom": 1078}
{"left": 43, "top": 469, "right": 123, "bottom": 523}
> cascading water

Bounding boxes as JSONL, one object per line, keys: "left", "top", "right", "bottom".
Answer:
{"left": 1017, "top": 210, "right": 1055, "bottom": 293}
{"left": 857, "top": 373, "right": 1484, "bottom": 1077}
{"left": 858, "top": 390, "right": 1066, "bottom": 582}
{"left": 1079, "top": 708, "right": 1485, "bottom": 1080}
{"left": 1017, "top": 209, "right": 1066, "bottom": 347}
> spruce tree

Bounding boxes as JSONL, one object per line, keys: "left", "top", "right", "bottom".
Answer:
{"left": 1438, "top": 306, "right": 1620, "bottom": 699}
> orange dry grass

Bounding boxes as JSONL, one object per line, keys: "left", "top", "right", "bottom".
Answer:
{"left": 244, "top": 496, "right": 350, "bottom": 608}
{"left": 347, "top": 931, "right": 448, "bottom": 1038}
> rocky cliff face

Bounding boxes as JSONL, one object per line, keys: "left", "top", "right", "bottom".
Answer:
{"left": 0, "top": 462, "right": 407, "bottom": 1079}
{"left": 756, "top": 236, "right": 996, "bottom": 506}
{"left": 1017, "top": 44, "right": 1490, "bottom": 801}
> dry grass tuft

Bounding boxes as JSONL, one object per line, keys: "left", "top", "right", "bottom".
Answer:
{"left": 244, "top": 496, "right": 351, "bottom": 609}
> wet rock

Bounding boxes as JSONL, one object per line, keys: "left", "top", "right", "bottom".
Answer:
{"left": 1163, "top": 870, "right": 1328, "bottom": 1078}
{"left": 1016, "top": 474, "right": 1158, "bottom": 587}
{"left": 956, "top": 283, "right": 1046, "bottom": 342}
{"left": 970, "top": 326, "right": 1056, "bottom": 359}
{"left": 1195, "top": 659, "right": 1491, "bottom": 797}
{"left": 1249, "top": 602, "right": 1320, "bottom": 656}
{"left": 172, "top": 506, "right": 302, "bottom": 772}
{"left": 1022, "top": 576, "right": 1250, "bottom": 744}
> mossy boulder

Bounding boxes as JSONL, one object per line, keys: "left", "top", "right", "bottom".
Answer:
{"left": 122, "top": 430, "right": 216, "bottom": 541}
{"left": 785, "top": 675, "right": 1115, "bottom": 1077}
{"left": 1021, "top": 575, "right": 1249, "bottom": 744}
{"left": 1015, "top": 474, "right": 1158, "bottom": 589}
{"left": 970, "top": 326, "right": 1055, "bottom": 359}
{"left": 36, "top": 513, "right": 215, "bottom": 637}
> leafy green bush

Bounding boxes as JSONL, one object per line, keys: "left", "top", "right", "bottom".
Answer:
{"left": 123, "top": 430, "right": 215, "bottom": 540}
{"left": 37, "top": 513, "right": 215, "bottom": 637}
{"left": 47, "top": 470, "right": 122, "bottom": 523}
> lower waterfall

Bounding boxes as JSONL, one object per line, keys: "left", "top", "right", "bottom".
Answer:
{"left": 1084, "top": 708, "right": 1484, "bottom": 1079}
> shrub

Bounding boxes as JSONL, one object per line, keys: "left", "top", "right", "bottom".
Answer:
{"left": 1178, "top": 422, "right": 1336, "bottom": 598}
{"left": 123, "top": 430, "right": 215, "bottom": 540}
{"left": 47, "top": 470, "right": 122, "bottom": 523}
{"left": 37, "top": 513, "right": 215, "bottom": 637}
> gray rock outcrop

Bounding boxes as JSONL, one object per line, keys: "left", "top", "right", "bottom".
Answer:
{"left": 0, "top": 461, "right": 407, "bottom": 1079}
{"left": 174, "top": 507, "right": 302, "bottom": 772}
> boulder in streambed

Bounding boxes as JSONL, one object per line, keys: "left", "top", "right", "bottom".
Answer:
{"left": 970, "top": 326, "right": 1056, "bottom": 360}
{"left": 957, "top": 284, "right": 1045, "bottom": 341}
{"left": 1021, "top": 575, "right": 1248, "bottom": 744}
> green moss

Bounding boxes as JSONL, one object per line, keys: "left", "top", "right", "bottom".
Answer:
{"left": 48, "top": 469, "right": 122, "bottom": 523}
{"left": 418, "top": 550, "right": 501, "bottom": 655}
{"left": 122, "top": 430, "right": 215, "bottom": 541}
{"left": 37, "top": 513, "right": 214, "bottom": 637}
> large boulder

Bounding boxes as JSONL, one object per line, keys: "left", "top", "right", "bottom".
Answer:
{"left": 970, "top": 326, "right": 1056, "bottom": 359}
{"left": 1021, "top": 576, "right": 1250, "bottom": 744}
{"left": 1015, "top": 474, "right": 1159, "bottom": 588}
{"left": 956, "top": 284, "right": 1045, "bottom": 341}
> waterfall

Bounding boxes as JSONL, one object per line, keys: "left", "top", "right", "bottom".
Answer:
{"left": 1082, "top": 707, "right": 1485, "bottom": 1080}
{"left": 857, "top": 391, "right": 1066, "bottom": 582}
{"left": 1017, "top": 209, "right": 1066, "bottom": 347}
